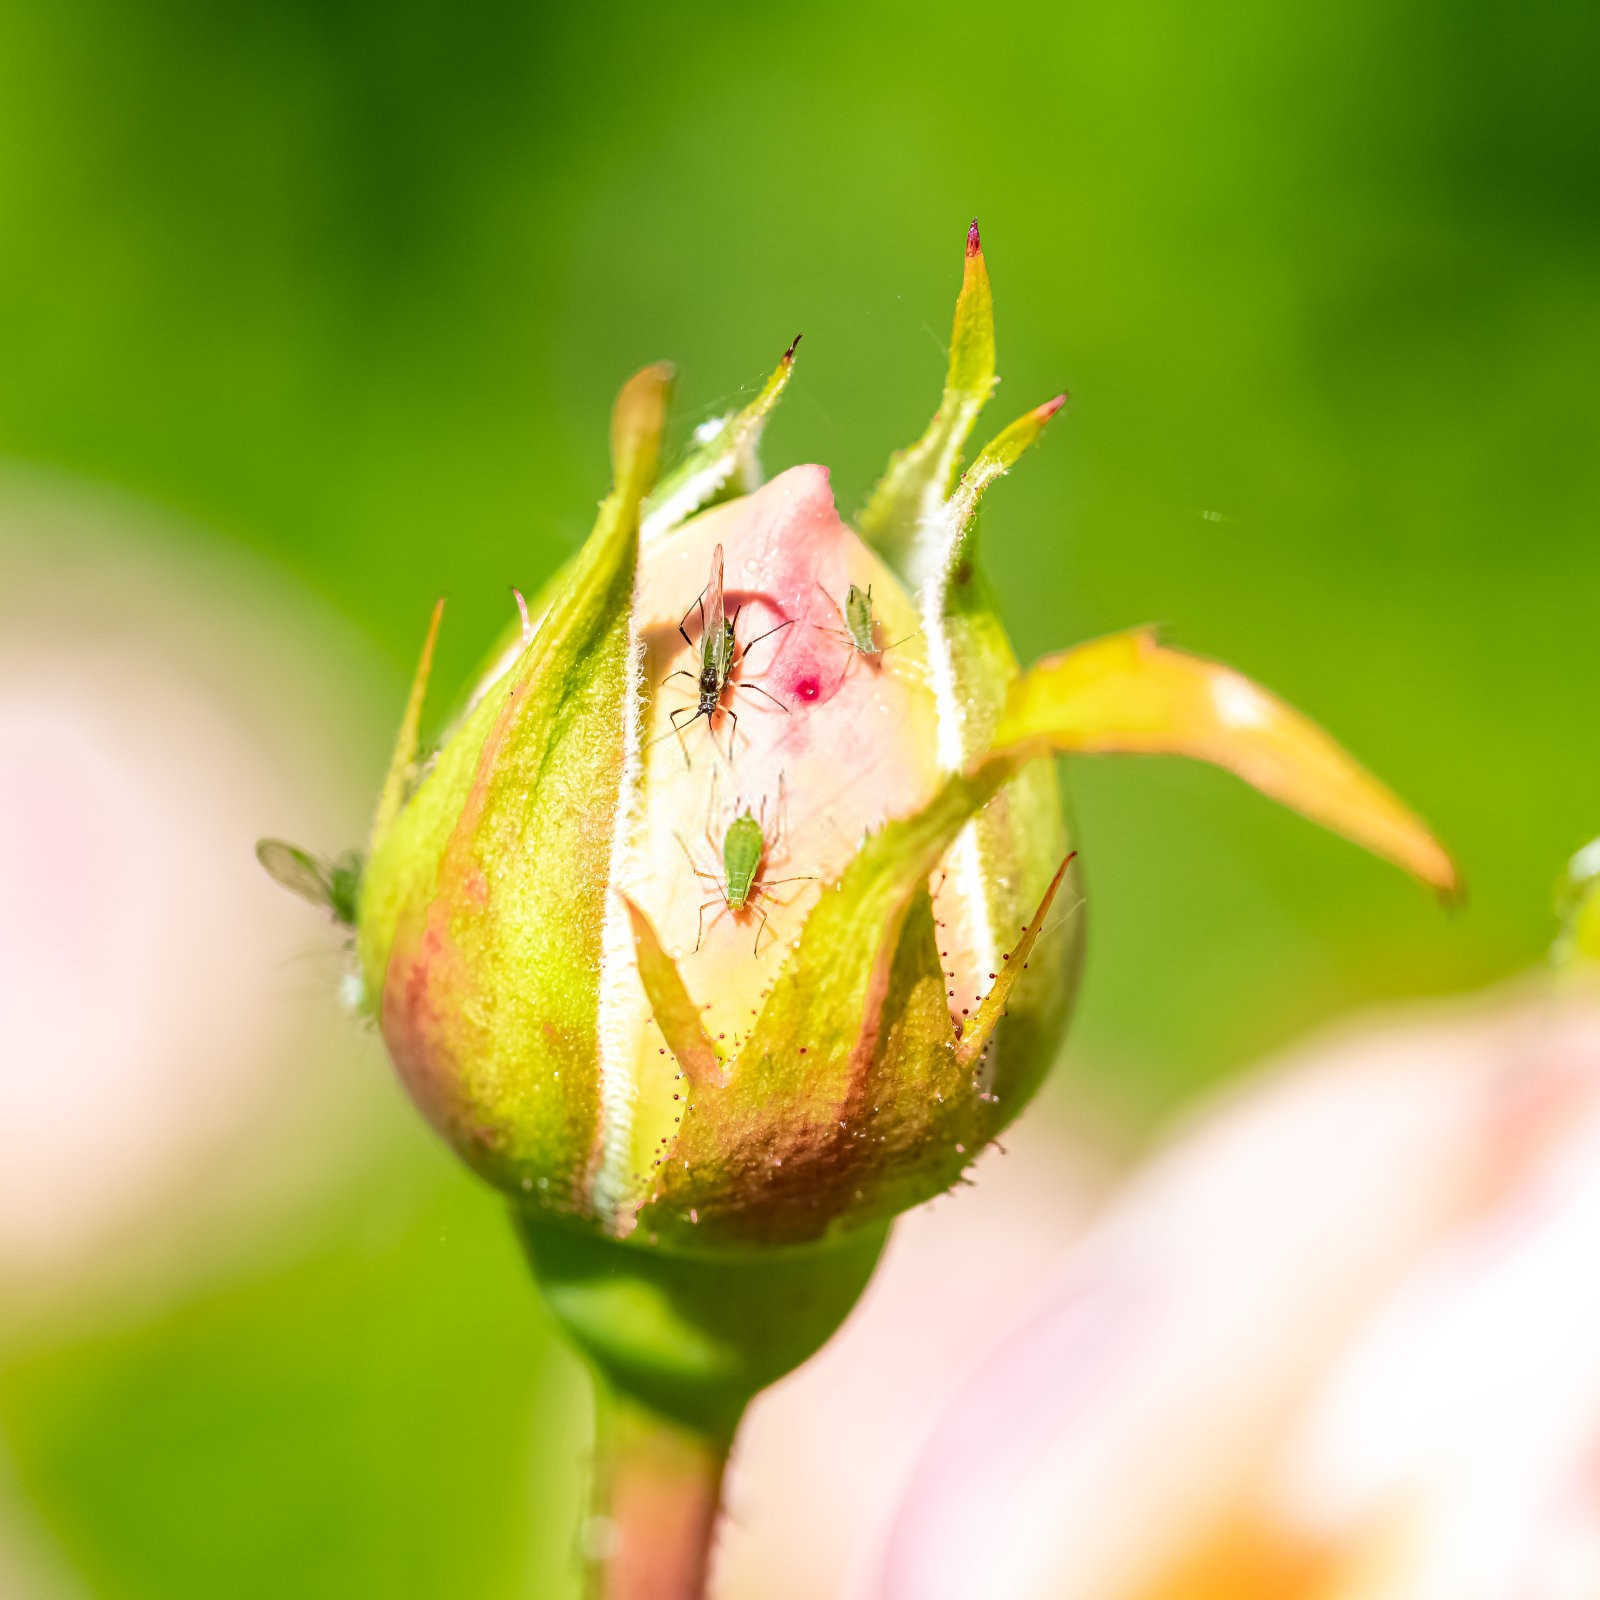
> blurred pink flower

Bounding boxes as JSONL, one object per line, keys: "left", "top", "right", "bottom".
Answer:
{"left": 877, "top": 984, "right": 1600, "bottom": 1599}
{"left": 0, "top": 471, "right": 386, "bottom": 1300}
{"left": 712, "top": 1116, "right": 1111, "bottom": 1598}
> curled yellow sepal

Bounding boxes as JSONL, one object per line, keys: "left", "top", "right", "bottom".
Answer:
{"left": 990, "top": 629, "right": 1458, "bottom": 894}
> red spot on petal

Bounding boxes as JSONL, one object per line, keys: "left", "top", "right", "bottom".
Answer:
{"left": 794, "top": 674, "right": 822, "bottom": 703}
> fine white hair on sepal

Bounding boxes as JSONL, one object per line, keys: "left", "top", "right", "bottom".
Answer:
{"left": 640, "top": 447, "right": 738, "bottom": 545}
{"left": 591, "top": 634, "right": 652, "bottom": 1222}
{"left": 916, "top": 496, "right": 1002, "bottom": 1080}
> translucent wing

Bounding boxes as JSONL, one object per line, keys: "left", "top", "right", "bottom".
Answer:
{"left": 705, "top": 543, "right": 726, "bottom": 648}
{"left": 256, "top": 837, "right": 359, "bottom": 925}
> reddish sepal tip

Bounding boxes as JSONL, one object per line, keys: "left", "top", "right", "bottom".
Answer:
{"left": 784, "top": 331, "right": 804, "bottom": 363}
{"left": 965, "top": 219, "right": 982, "bottom": 257}
{"left": 1036, "top": 392, "right": 1069, "bottom": 422}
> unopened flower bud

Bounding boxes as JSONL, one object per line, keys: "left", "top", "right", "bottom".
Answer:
{"left": 266, "top": 227, "right": 1455, "bottom": 1257}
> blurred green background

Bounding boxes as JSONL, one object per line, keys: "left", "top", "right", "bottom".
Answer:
{"left": 1, "top": 0, "right": 1595, "bottom": 1593}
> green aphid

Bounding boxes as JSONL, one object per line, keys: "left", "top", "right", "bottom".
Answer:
{"left": 680, "top": 783, "right": 813, "bottom": 954}
{"left": 842, "top": 583, "right": 880, "bottom": 656}
{"left": 814, "top": 580, "right": 912, "bottom": 669}
{"left": 256, "top": 838, "right": 363, "bottom": 927}
{"left": 722, "top": 810, "right": 765, "bottom": 911}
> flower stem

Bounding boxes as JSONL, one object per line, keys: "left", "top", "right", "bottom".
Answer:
{"left": 585, "top": 1386, "right": 732, "bottom": 1600}
{"left": 514, "top": 1213, "right": 889, "bottom": 1600}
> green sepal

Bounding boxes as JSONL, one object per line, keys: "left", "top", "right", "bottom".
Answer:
{"left": 861, "top": 225, "right": 1078, "bottom": 1129}
{"left": 956, "top": 851, "right": 1075, "bottom": 1071}
{"left": 356, "top": 365, "right": 672, "bottom": 1214}
{"left": 859, "top": 222, "right": 996, "bottom": 586}
{"left": 370, "top": 597, "right": 444, "bottom": 855}
{"left": 620, "top": 892, "right": 728, "bottom": 1089}
{"left": 430, "top": 338, "right": 799, "bottom": 744}
{"left": 642, "top": 336, "right": 800, "bottom": 544}
{"left": 634, "top": 773, "right": 1001, "bottom": 1247}
{"left": 627, "top": 618, "right": 1457, "bottom": 1246}
{"left": 438, "top": 337, "right": 783, "bottom": 740}
{"left": 928, "top": 396, "right": 1079, "bottom": 1123}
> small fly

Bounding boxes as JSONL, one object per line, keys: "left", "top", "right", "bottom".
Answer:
{"left": 256, "top": 838, "right": 363, "bottom": 927}
{"left": 678, "top": 777, "right": 813, "bottom": 954}
{"left": 659, "top": 544, "right": 792, "bottom": 758}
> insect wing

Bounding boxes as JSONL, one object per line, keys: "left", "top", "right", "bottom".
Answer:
{"left": 256, "top": 838, "right": 338, "bottom": 911}
{"left": 702, "top": 544, "right": 727, "bottom": 664}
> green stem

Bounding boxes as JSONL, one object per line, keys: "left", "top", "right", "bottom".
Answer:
{"left": 584, "top": 1387, "right": 731, "bottom": 1600}
{"left": 514, "top": 1213, "right": 888, "bottom": 1600}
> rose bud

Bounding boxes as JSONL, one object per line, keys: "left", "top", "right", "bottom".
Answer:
{"left": 262, "top": 226, "right": 1457, "bottom": 1594}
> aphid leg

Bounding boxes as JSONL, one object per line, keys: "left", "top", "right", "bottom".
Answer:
{"left": 648, "top": 703, "right": 692, "bottom": 749}
{"left": 720, "top": 704, "right": 739, "bottom": 760}
{"left": 675, "top": 833, "right": 720, "bottom": 890}
{"left": 735, "top": 681, "right": 790, "bottom": 713}
{"left": 696, "top": 892, "right": 731, "bottom": 952}
{"left": 665, "top": 702, "right": 701, "bottom": 767}
{"left": 750, "top": 903, "right": 772, "bottom": 956}
{"left": 812, "top": 580, "right": 849, "bottom": 634}
{"left": 758, "top": 875, "right": 817, "bottom": 909}
{"left": 739, "top": 615, "right": 796, "bottom": 662}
